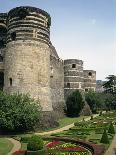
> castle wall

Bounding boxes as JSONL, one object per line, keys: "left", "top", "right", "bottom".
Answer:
{"left": 0, "top": 13, "right": 7, "bottom": 89}
{"left": 4, "top": 6, "right": 53, "bottom": 111}
{"left": 50, "top": 46, "right": 64, "bottom": 116}
{"left": 64, "top": 59, "right": 84, "bottom": 100}
{"left": 83, "top": 70, "right": 96, "bottom": 92}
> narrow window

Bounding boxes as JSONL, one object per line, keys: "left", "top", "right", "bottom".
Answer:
{"left": 88, "top": 72, "right": 92, "bottom": 76}
{"left": 67, "top": 83, "right": 70, "bottom": 88}
{"left": 9, "top": 78, "right": 12, "bottom": 86}
{"left": 11, "top": 32, "right": 16, "bottom": 41}
{"left": 72, "top": 64, "right": 76, "bottom": 68}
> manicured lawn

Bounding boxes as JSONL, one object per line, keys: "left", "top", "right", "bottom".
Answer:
{"left": 58, "top": 116, "right": 88, "bottom": 128}
{"left": 39, "top": 116, "right": 88, "bottom": 132}
{"left": 0, "top": 138, "right": 13, "bottom": 154}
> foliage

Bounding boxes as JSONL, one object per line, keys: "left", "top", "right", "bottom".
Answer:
{"left": 21, "top": 136, "right": 31, "bottom": 143}
{"left": 108, "top": 123, "right": 115, "bottom": 134}
{"left": 85, "top": 91, "right": 102, "bottom": 113}
{"left": 66, "top": 90, "right": 84, "bottom": 117}
{"left": 27, "top": 135, "right": 44, "bottom": 151}
{"left": 103, "top": 75, "right": 116, "bottom": 94}
{"left": 0, "top": 91, "right": 41, "bottom": 132}
{"left": 100, "top": 130, "right": 109, "bottom": 144}
{"left": 105, "top": 93, "right": 116, "bottom": 110}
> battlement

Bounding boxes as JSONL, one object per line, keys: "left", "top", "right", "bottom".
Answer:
{"left": 7, "top": 6, "right": 51, "bottom": 46}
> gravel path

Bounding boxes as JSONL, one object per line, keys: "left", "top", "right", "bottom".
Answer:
{"left": 36, "top": 114, "right": 99, "bottom": 136}
{"left": 6, "top": 138, "right": 21, "bottom": 155}
{"left": 104, "top": 135, "right": 116, "bottom": 155}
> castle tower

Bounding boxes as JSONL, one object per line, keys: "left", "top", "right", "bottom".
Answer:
{"left": 4, "top": 6, "right": 52, "bottom": 111}
{"left": 0, "top": 13, "right": 7, "bottom": 90}
{"left": 83, "top": 70, "right": 96, "bottom": 92}
{"left": 64, "top": 59, "right": 84, "bottom": 100}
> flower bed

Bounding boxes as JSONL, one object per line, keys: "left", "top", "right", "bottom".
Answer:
{"left": 46, "top": 140, "right": 89, "bottom": 155}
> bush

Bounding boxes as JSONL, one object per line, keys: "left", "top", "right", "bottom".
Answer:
{"left": 108, "top": 123, "right": 115, "bottom": 134}
{"left": 0, "top": 91, "right": 42, "bottom": 132}
{"left": 100, "top": 129, "right": 109, "bottom": 144}
{"left": 27, "top": 135, "right": 44, "bottom": 151}
{"left": 66, "top": 90, "right": 84, "bottom": 117}
{"left": 21, "top": 136, "right": 31, "bottom": 143}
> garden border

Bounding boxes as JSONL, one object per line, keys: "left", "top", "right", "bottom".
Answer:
{"left": 43, "top": 136, "right": 105, "bottom": 155}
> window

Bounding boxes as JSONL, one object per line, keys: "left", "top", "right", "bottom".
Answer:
{"left": 9, "top": 78, "right": 12, "bottom": 86}
{"left": 88, "top": 72, "right": 92, "bottom": 76}
{"left": 11, "top": 32, "right": 16, "bottom": 41}
{"left": 67, "top": 83, "right": 70, "bottom": 88}
{"left": 0, "top": 72, "right": 4, "bottom": 90}
{"left": 85, "top": 89, "right": 88, "bottom": 92}
{"left": 72, "top": 64, "right": 76, "bottom": 68}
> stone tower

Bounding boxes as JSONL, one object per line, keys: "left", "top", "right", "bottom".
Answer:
{"left": 4, "top": 6, "right": 52, "bottom": 111}
{"left": 83, "top": 70, "right": 96, "bottom": 92}
{"left": 64, "top": 59, "right": 84, "bottom": 99}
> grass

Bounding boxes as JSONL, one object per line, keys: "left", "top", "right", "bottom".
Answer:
{"left": 39, "top": 116, "right": 88, "bottom": 132}
{"left": 0, "top": 138, "right": 13, "bottom": 155}
{"left": 58, "top": 116, "right": 88, "bottom": 128}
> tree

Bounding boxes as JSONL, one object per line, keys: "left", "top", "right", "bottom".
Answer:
{"left": 100, "top": 129, "right": 109, "bottom": 144}
{"left": 103, "top": 75, "right": 116, "bottom": 93}
{"left": 66, "top": 90, "right": 84, "bottom": 117}
{"left": 105, "top": 93, "right": 116, "bottom": 110}
{"left": 108, "top": 123, "right": 115, "bottom": 134}
{"left": 0, "top": 91, "right": 41, "bottom": 132}
{"left": 85, "top": 91, "right": 102, "bottom": 113}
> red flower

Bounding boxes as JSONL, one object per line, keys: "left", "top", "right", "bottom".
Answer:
{"left": 46, "top": 141, "right": 62, "bottom": 147}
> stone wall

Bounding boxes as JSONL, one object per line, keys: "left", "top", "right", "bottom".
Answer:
{"left": 50, "top": 45, "right": 64, "bottom": 117}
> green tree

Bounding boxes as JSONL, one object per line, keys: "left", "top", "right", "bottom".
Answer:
{"left": 100, "top": 129, "right": 109, "bottom": 144}
{"left": 0, "top": 91, "right": 41, "bottom": 132}
{"left": 85, "top": 91, "right": 101, "bottom": 113}
{"left": 103, "top": 75, "right": 116, "bottom": 93}
{"left": 108, "top": 123, "right": 115, "bottom": 134}
{"left": 105, "top": 93, "right": 116, "bottom": 110}
{"left": 66, "top": 90, "right": 84, "bottom": 117}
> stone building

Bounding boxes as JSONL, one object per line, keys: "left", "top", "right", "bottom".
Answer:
{"left": 0, "top": 6, "right": 96, "bottom": 115}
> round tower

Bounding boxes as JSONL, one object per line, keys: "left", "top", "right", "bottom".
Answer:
{"left": 83, "top": 70, "right": 96, "bottom": 92}
{"left": 4, "top": 6, "right": 52, "bottom": 111}
{"left": 64, "top": 59, "right": 84, "bottom": 99}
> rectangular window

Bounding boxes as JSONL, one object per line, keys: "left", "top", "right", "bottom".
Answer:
{"left": 67, "top": 83, "right": 70, "bottom": 88}
{"left": 9, "top": 78, "right": 12, "bottom": 86}
{"left": 72, "top": 64, "right": 76, "bottom": 68}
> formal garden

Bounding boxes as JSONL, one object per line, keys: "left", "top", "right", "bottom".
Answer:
{"left": 9, "top": 111, "right": 115, "bottom": 155}
{"left": 0, "top": 75, "right": 115, "bottom": 154}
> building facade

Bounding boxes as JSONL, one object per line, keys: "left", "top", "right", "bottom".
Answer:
{"left": 0, "top": 6, "right": 96, "bottom": 114}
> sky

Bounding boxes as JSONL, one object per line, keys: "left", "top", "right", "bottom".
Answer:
{"left": 0, "top": 0, "right": 116, "bottom": 80}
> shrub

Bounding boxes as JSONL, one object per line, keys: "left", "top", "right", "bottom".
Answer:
{"left": 100, "top": 130, "right": 109, "bottom": 144}
{"left": 66, "top": 90, "right": 84, "bottom": 117}
{"left": 0, "top": 91, "right": 42, "bottom": 132}
{"left": 108, "top": 123, "right": 115, "bottom": 134}
{"left": 27, "top": 135, "right": 44, "bottom": 151}
{"left": 21, "top": 136, "right": 31, "bottom": 143}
